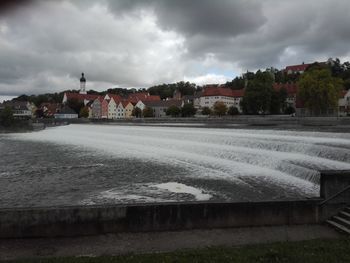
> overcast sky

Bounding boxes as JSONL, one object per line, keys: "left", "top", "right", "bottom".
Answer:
{"left": 1, "top": 0, "right": 350, "bottom": 96}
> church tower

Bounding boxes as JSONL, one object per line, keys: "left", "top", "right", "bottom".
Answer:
{"left": 79, "top": 72, "right": 87, "bottom": 94}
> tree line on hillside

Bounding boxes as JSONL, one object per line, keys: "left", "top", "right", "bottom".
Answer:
{"left": 148, "top": 81, "right": 198, "bottom": 100}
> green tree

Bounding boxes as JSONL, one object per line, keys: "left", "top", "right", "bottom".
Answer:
{"left": 284, "top": 106, "right": 296, "bottom": 115}
{"left": 270, "top": 88, "right": 287, "bottom": 114}
{"left": 201, "top": 106, "right": 211, "bottom": 115}
{"left": 213, "top": 101, "right": 227, "bottom": 116}
{"left": 227, "top": 106, "right": 239, "bottom": 116}
{"left": 241, "top": 70, "right": 274, "bottom": 114}
{"left": 66, "top": 98, "right": 83, "bottom": 115}
{"left": 298, "top": 68, "right": 343, "bottom": 115}
{"left": 181, "top": 103, "right": 197, "bottom": 117}
{"left": 79, "top": 107, "right": 89, "bottom": 118}
{"left": 143, "top": 107, "right": 154, "bottom": 118}
{"left": 0, "top": 106, "right": 15, "bottom": 127}
{"left": 166, "top": 105, "right": 181, "bottom": 117}
{"left": 132, "top": 107, "right": 142, "bottom": 118}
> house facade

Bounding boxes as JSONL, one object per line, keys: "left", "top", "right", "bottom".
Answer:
{"left": 91, "top": 97, "right": 103, "bottom": 119}
{"left": 273, "top": 83, "right": 298, "bottom": 108}
{"left": 338, "top": 89, "right": 350, "bottom": 117}
{"left": 144, "top": 100, "right": 184, "bottom": 118}
{"left": 54, "top": 105, "right": 78, "bottom": 119}
{"left": 123, "top": 101, "right": 134, "bottom": 119}
{"left": 199, "top": 86, "right": 245, "bottom": 112}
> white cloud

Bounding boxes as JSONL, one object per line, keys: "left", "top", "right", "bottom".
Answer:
{"left": 184, "top": 74, "right": 231, "bottom": 86}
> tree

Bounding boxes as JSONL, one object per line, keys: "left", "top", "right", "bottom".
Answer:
{"left": 227, "top": 106, "right": 239, "bottom": 116}
{"left": 143, "top": 107, "right": 154, "bottom": 118}
{"left": 284, "top": 106, "right": 296, "bottom": 115}
{"left": 298, "top": 68, "right": 343, "bottom": 115}
{"left": 181, "top": 103, "right": 197, "bottom": 117}
{"left": 79, "top": 107, "right": 89, "bottom": 118}
{"left": 241, "top": 70, "right": 274, "bottom": 114}
{"left": 201, "top": 106, "right": 211, "bottom": 115}
{"left": 166, "top": 105, "right": 181, "bottom": 117}
{"left": 148, "top": 82, "right": 196, "bottom": 100}
{"left": 270, "top": 88, "right": 287, "bottom": 114}
{"left": 132, "top": 107, "right": 142, "bottom": 118}
{"left": 0, "top": 106, "right": 15, "bottom": 127}
{"left": 213, "top": 101, "right": 227, "bottom": 116}
{"left": 66, "top": 98, "right": 83, "bottom": 115}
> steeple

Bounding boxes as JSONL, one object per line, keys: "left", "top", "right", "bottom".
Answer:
{"left": 79, "top": 72, "right": 87, "bottom": 94}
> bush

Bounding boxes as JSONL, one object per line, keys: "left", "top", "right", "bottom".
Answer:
{"left": 181, "top": 103, "right": 197, "bottom": 117}
{"left": 284, "top": 106, "right": 296, "bottom": 115}
{"left": 201, "top": 107, "right": 211, "bottom": 115}
{"left": 143, "top": 107, "right": 154, "bottom": 118}
{"left": 166, "top": 105, "right": 181, "bottom": 117}
{"left": 213, "top": 101, "right": 227, "bottom": 116}
{"left": 227, "top": 106, "right": 239, "bottom": 116}
{"left": 0, "top": 106, "right": 15, "bottom": 127}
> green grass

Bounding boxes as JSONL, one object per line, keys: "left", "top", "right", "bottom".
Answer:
{"left": 5, "top": 238, "right": 350, "bottom": 263}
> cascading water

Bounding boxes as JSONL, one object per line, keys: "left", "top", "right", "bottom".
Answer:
{"left": 1, "top": 124, "right": 350, "bottom": 207}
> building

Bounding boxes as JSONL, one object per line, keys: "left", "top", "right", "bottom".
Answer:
{"left": 122, "top": 101, "right": 134, "bottom": 119}
{"left": 273, "top": 83, "right": 298, "bottom": 108}
{"left": 2, "top": 101, "right": 36, "bottom": 119}
{"left": 285, "top": 63, "right": 311, "bottom": 75}
{"left": 39, "top": 103, "right": 60, "bottom": 118}
{"left": 54, "top": 105, "right": 78, "bottom": 119}
{"left": 91, "top": 97, "right": 103, "bottom": 119}
{"left": 338, "top": 89, "right": 350, "bottom": 117}
{"left": 199, "top": 86, "right": 245, "bottom": 112}
{"left": 79, "top": 73, "right": 87, "bottom": 95}
{"left": 127, "top": 92, "right": 161, "bottom": 104}
{"left": 144, "top": 100, "right": 184, "bottom": 118}
{"left": 62, "top": 73, "right": 99, "bottom": 105}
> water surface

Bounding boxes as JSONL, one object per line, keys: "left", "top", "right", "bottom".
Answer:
{"left": 1, "top": 124, "right": 350, "bottom": 208}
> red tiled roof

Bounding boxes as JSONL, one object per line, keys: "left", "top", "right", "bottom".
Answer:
{"left": 40, "top": 103, "right": 60, "bottom": 116}
{"left": 122, "top": 100, "right": 132, "bottom": 107}
{"left": 127, "top": 92, "right": 161, "bottom": 103}
{"left": 285, "top": 63, "right": 311, "bottom": 72}
{"left": 202, "top": 87, "right": 244, "bottom": 98}
{"left": 109, "top": 94, "right": 122, "bottom": 103}
{"left": 273, "top": 83, "right": 298, "bottom": 95}
{"left": 65, "top": 92, "right": 99, "bottom": 102}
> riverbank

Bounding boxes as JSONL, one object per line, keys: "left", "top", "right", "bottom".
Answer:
{"left": 0, "top": 121, "right": 45, "bottom": 133}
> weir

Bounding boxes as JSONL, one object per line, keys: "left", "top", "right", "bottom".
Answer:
{"left": 0, "top": 170, "right": 349, "bottom": 238}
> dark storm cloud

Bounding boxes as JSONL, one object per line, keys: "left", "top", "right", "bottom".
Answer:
{"left": 0, "top": 0, "right": 35, "bottom": 15}
{"left": 1, "top": 0, "right": 350, "bottom": 95}
{"left": 107, "top": 0, "right": 265, "bottom": 37}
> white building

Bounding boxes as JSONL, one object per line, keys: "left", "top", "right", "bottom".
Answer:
{"left": 199, "top": 86, "right": 245, "bottom": 112}
{"left": 338, "top": 89, "right": 350, "bottom": 117}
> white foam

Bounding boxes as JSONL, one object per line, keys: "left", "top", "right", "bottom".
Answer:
{"left": 153, "top": 182, "right": 212, "bottom": 201}
{"left": 9, "top": 124, "right": 350, "bottom": 196}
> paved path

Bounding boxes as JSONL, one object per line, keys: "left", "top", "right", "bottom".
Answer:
{"left": 0, "top": 225, "right": 341, "bottom": 261}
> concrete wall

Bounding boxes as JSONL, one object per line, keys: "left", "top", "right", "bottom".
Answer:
{"left": 319, "top": 170, "right": 350, "bottom": 220}
{"left": 0, "top": 200, "right": 320, "bottom": 238}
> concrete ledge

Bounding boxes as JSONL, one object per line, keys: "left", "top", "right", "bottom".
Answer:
{"left": 0, "top": 200, "right": 321, "bottom": 238}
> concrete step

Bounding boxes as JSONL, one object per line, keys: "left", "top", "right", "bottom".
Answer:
{"left": 333, "top": 216, "right": 350, "bottom": 228}
{"left": 339, "top": 211, "right": 350, "bottom": 220}
{"left": 327, "top": 220, "right": 350, "bottom": 235}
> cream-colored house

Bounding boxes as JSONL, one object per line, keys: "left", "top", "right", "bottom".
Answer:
{"left": 108, "top": 97, "right": 118, "bottom": 119}
{"left": 116, "top": 102, "right": 125, "bottom": 119}
{"left": 123, "top": 101, "right": 134, "bottom": 119}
